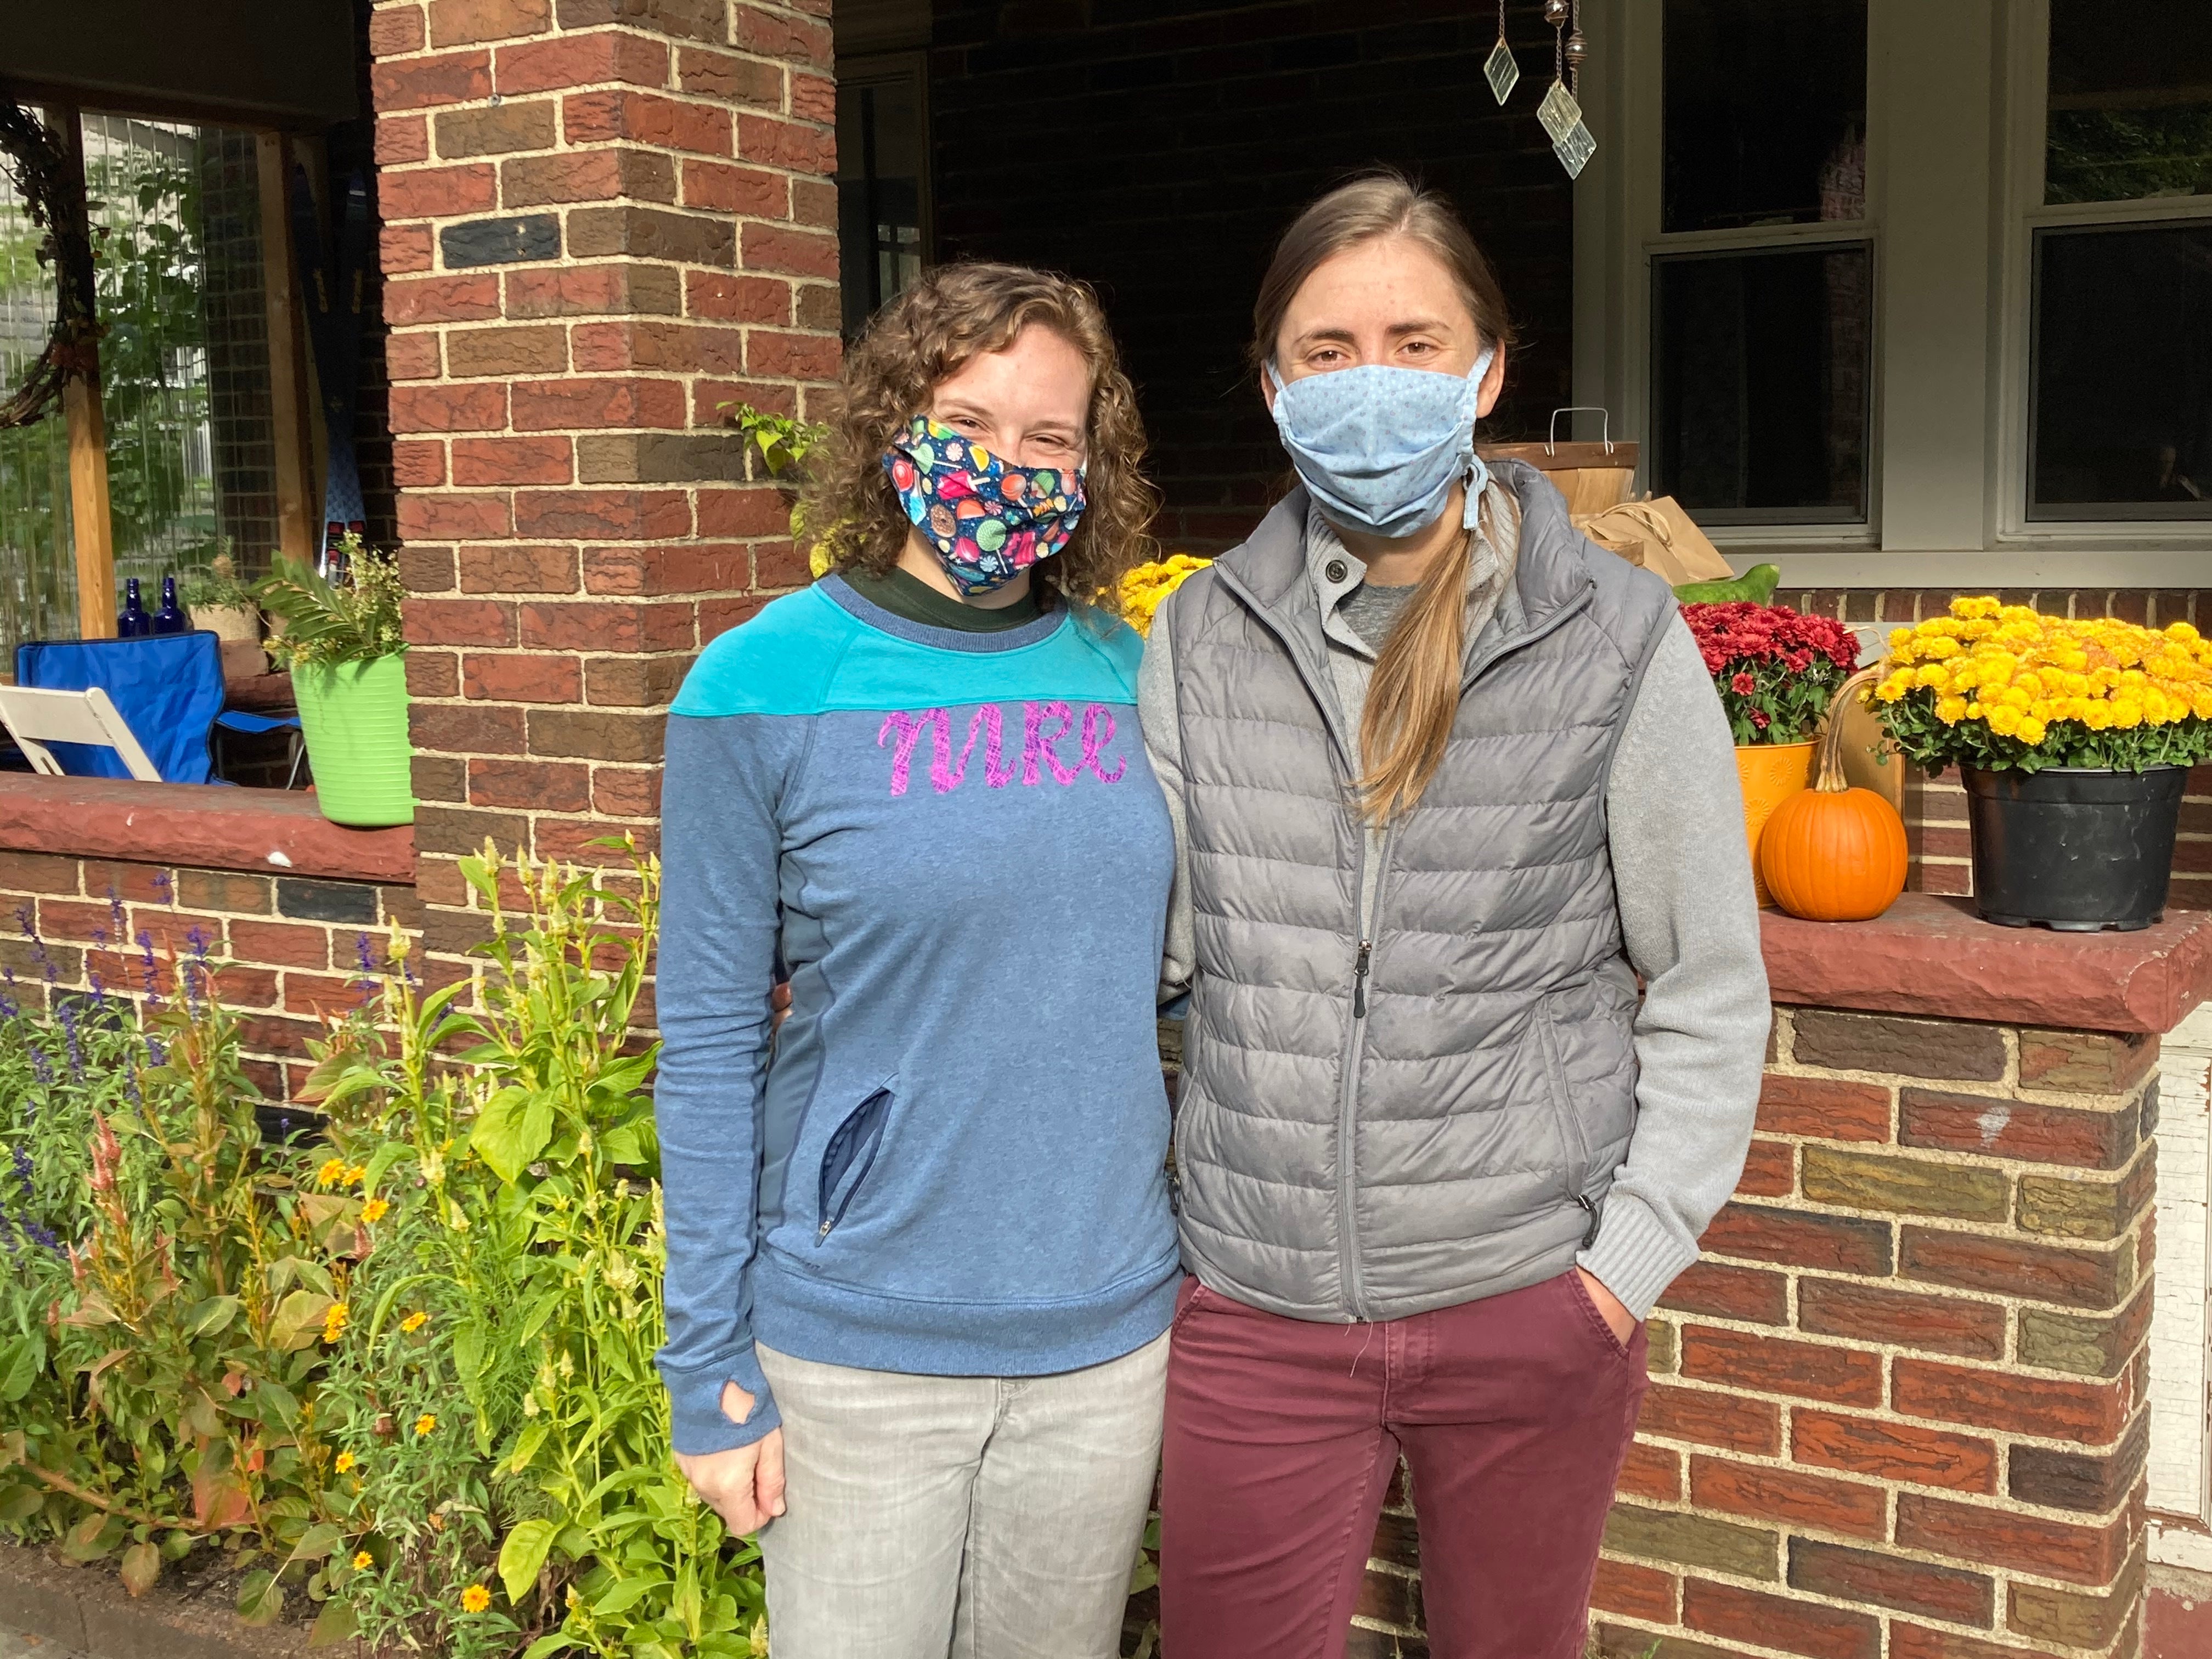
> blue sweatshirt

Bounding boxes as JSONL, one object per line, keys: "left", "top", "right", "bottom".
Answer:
{"left": 653, "top": 574, "right": 1181, "bottom": 1455}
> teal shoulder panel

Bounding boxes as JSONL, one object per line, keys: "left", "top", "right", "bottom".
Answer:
{"left": 820, "top": 613, "right": 1142, "bottom": 711}
{"left": 673, "top": 590, "right": 1144, "bottom": 715}
{"left": 670, "top": 586, "right": 858, "bottom": 716}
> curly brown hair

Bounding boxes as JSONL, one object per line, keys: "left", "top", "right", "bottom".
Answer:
{"left": 799, "top": 263, "right": 1160, "bottom": 612}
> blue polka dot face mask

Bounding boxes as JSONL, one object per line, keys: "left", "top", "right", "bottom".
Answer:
{"left": 1266, "top": 346, "right": 1496, "bottom": 539}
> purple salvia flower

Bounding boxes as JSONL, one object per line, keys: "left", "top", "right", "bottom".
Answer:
{"left": 151, "top": 870, "right": 172, "bottom": 904}
{"left": 91, "top": 927, "right": 108, "bottom": 949}
{"left": 136, "top": 929, "right": 160, "bottom": 1003}
{"left": 355, "top": 933, "right": 377, "bottom": 977}
{"left": 56, "top": 1001, "right": 82, "bottom": 1078}
{"left": 105, "top": 887, "right": 126, "bottom": 936}
{"left": 145, "top": 1035, "right": 167, "bottom": 1068}
{"left": 185, "top": 925, "right": 211, "bottom": 960}
{"left": 14, "top": 905, "right": 32, "bottom": 939}
{"left": 11, "top": 1144, "right": 31, "bottom": 1192}
{"left": 28, "top": 1046, "right": 52, "bottom": 1088}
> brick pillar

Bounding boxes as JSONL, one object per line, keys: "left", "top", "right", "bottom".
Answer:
{"left": 366, "top": 0, "right": 839, "bottom": 964}
{"left": 1589, "top": 1007, "right": 2160, "bottom": 1659}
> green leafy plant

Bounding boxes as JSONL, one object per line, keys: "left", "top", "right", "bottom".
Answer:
{"left": 178, "top": 550, "right": 256, "bottom": 613}
{"left": 254, "top": 537, "right": 405, "bottom": 667}
{"left": 306, "top": 844, "right": 766, "bottom": 1658}
{"left": 717, "top": 403, "right": 825, "bottom": 479}
{"left": 0, "top": 910, "right": 355, "bottom": 1626}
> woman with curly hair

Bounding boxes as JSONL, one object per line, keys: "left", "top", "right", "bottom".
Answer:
{"left": 652, "top": 263, "right": 1177, "bottom": 1659}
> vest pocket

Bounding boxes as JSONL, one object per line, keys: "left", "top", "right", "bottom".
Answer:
{"left": 816, "top": 1084, "right": 894, "bottom": 1242}
{"left": 1533, "top": 991, "right": 1591, "bottom": 1204}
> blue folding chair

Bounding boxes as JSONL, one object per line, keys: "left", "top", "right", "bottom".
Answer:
{"left": 14, "top": 632, "right": 303, "bottom": 786}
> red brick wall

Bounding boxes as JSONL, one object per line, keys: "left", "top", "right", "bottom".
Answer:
{"left": 366, "top": 0, "right": 842, "bottom": 975}
{"left": 0, "top": 851, "right": 416, "bottom": 1102}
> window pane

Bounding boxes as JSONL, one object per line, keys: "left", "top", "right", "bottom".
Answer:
{"left": 85, "top": 114, "right": 285, "bottom": 593}
{"left": 2047, "top": 0, "right": 2212, "bottom": 205}
{"left": 1652, "top": 245, "right": 1872, "bottom": 523}
{"left": 1663, "top": 0, "right": 1866, "bottom": 234}
{"left": 0, "top": 149, "right": 76, "bottom": 663}
{"left": 2030, "top": 223, "right": 2212, "bottom": 518}
{"left": 837, "top": 72, "right": 928, "bottom": 337}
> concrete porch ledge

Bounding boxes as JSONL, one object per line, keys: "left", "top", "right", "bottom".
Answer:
{"left": 1761, "top": 894, "right": 2212, "bottom": 1035}
{"left": 0, "top": 777, "right": 414, "bottom": 888}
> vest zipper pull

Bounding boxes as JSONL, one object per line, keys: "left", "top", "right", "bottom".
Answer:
{"left": 1352, "top": 939, "right": 1372, "bottom": 1018}
{"left": 1576, "top": 1194, "right": 1600, "bottom": 1248}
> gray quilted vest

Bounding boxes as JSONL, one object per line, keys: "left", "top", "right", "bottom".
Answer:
{"left": 1165, "top": 463, "right": 1678, "bottom": 1323}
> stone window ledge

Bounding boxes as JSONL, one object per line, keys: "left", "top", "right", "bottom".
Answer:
{"left": 1763, "top": 893, "right": 2212, "bottom": 1035}
{"left": 0, "top": 776, "right": 414, "bottom": 887}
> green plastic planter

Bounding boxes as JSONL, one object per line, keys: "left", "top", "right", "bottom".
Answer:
{"left": 291, "top": 654, "right": 415, "bottom": 828}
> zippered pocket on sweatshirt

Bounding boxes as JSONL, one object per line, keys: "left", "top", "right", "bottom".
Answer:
{"left": 816, "top": 1085, "right": 894, "bottom": 1243}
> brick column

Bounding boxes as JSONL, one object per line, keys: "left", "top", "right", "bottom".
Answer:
{"left": 366, "top": 0, "right": 839, "bottom": 964}
{"left": 1591, "top": 1004, "right": 2161, "bottom": 1659}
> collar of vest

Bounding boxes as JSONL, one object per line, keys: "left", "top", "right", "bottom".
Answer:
{"left": 1218, "top": 460, "right": 1593, "bottom": 642}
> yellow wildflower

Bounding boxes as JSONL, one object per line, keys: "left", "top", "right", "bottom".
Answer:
{"left": 1914, "top": 664, "right": 1950, "bottom": 691}
{"left": 401, "top": 1310, "right": 428, "bottom": 1334}
{"left": 345, "top": 1165, "right": 366, "bottom": 1187}
{"left": 362, "top": 1198, "right": 390, "bottom": 1225}
{"left": 414, "top": 1414, "right": 437, "bottom": 1437}
{"left": 352, "top": 1550, "right": 374, "bottom": 1571}
{"left": 334, "top": 1451, "right": 356, "bottom": 1473}
{"left": 317, "top": 1158, "right": 347, "bottom": 1188}
{"left": 2018, "top": 716, "right": 2048, "bottom": 747}
{"left": 323, "top": 1303, "right": 348, "bottom": 1343}
{"left": 461, "top": 1584, "right": 491, "bottom": 1614}
{"left": 1935, "top": 695, "right": 1968, "bottom": 724}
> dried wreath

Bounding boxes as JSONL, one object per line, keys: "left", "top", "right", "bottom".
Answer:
{"left": 0, "top": 99, "right": 99, "bottom": 431}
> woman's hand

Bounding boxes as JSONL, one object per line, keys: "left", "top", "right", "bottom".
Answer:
{"left": 1577, "top": 1268, "right": 1638, "bottom": 1346}
{"left": 673, "top": 1383, "right": 787, "bottom": 1536}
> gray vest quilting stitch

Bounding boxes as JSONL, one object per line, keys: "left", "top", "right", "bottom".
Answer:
{"left": 1168, "top": 463, "right": 1677, "bottom": 1323}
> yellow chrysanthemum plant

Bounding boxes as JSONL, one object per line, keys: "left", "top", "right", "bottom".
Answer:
{"left": 1871, "top": 597, "right": 2212, "bottom": 775}
{"left": 1116, "top": 554, "right": 1212, "bottom": 636}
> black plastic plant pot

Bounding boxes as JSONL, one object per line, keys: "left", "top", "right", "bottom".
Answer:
{"left": 1961, "top": 765, "right": 2188, "bottom": 933}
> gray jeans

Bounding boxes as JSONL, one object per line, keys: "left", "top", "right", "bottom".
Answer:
{"left": 754, "top": 1335, "right": 1168, "bottom": 1659}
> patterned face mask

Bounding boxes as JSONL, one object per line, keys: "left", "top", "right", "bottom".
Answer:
{"left": 882, "top": 416, "right": 1087, "bottom": 597}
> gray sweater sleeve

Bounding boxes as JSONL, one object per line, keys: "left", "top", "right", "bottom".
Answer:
{"left": 1579, "top": 616, "right": 1773, "bottom": 1318}
{"left": 1137, "top": 595, "right": 1195, "bottom": 1002}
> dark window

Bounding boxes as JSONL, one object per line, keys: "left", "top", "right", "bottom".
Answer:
{"left": 2047, "top": 0, "right": 2212, "bottom": 205}
{"left": 836, "top": 65, "right": 928, "bottom": 338}
{"left": 1662, "top": 0, "right": 1866, "bottom": 234}
{"left": 2030, "top": 222, "right": 2212, "bottom": 519}
{"left": 1651, "top": 244, "right": 1872, "bottom": 524}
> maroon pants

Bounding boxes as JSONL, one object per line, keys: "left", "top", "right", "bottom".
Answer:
{"left": 1160, "top": 1271, "right": 1648, "bottom": 1659}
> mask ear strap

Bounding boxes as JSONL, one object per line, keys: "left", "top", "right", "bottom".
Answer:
{"left": 1264, "top": 359, "right": 1286, "bottom": 393}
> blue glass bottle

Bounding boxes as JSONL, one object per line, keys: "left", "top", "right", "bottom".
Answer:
{"left": 153, "top": 575, "right": 188, "bottom": 635}
{"left": 116, "top": 579, "right": 152, "bottom": 639}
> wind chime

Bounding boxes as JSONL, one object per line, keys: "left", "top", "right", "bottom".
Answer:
{"left": 1488, "top": 0, "right": 1596, "bottom": 180}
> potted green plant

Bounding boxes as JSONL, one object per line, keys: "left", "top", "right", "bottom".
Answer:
{"left": 1871, "top": 597, "right": 2212, "bottom": 930}
{"left": 178, "top": 551, "right": 259, "bottom": 641}
{"left": 1681, "top": 600, "right": 1862, "bottom": 905}
{"left": 254, "top": 535, "right": 412, "bottom": 828}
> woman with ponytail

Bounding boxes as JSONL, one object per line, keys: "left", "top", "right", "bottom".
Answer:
{"left": 1139, "top": 173, "right": 1770, "bottom": 1659}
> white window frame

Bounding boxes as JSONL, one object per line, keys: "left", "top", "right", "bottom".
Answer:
{"left": 1574, "top": 0, "right": 2212, "bottom": 587}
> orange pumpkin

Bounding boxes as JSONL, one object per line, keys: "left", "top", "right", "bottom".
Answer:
{"left": 1759, "top": 667, "right": 1909, "bottom": 922}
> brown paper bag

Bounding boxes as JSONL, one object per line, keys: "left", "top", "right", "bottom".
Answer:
{"left": 1575, "top": 497, "right": 1735, "bottom": 587}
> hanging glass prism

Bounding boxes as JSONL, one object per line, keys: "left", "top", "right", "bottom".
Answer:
{"left": 1537, "top": 78, "right": 1595, "bottom": 178}
{"left": 1536, "top": 78, "right": 1582, "bottom": 145}
{"left": 1485, "top": 35, "right": 1520, "bottom": 105}
{"left": 1553, "top": 118, "right": 1597, "bottom": 179}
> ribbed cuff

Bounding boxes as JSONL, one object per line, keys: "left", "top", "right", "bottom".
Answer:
{"left": 1577, "top": 1190, "right": 1699, "bottom": 1322}
{"left": 661, "top": 1342, "right": 781, "bottom": 1456}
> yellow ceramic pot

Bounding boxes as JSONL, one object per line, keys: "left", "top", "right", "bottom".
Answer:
{"left": 1736, "top": 741, "right": 1818, "bottom": 907}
